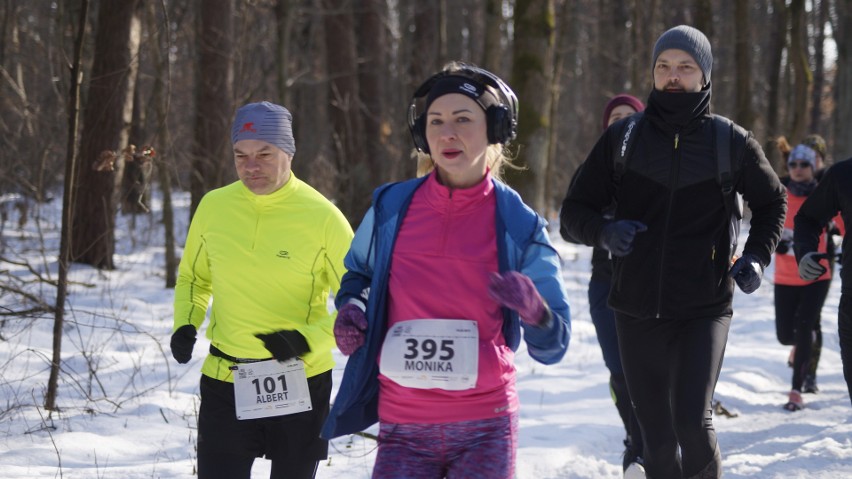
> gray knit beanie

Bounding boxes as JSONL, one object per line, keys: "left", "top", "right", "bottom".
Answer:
{"left": 652, "top": 25, "right": 713, "bottom": 84}
{"left": 231, "top": 101, "right": 296, "bottom": 156}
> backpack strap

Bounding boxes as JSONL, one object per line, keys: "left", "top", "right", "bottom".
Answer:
{"left": 714, "top": 116, "right": 733, "bottom": 195}
{"left": 612, "top": 112, "right": 645, "bottom": 187}
{"left": 711, "top": 114, "right": 746, "bottom": 220}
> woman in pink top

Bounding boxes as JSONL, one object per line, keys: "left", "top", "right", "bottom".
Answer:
{"left": 322, "top": 63, "right": 571, "bottom": 479}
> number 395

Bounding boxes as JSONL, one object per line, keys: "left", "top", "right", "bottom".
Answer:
{"left": 403, "top": 339, "right": 454, "bottom": 360}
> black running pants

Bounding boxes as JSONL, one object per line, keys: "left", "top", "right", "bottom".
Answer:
{"left": 615, "top": 313, "right": 730, "bottom": 479}
{"left": 774, "top": 281, "right": 831, "bottom": 390}
{"left": 840, "top": 293, "right": 852, "bottom": 405}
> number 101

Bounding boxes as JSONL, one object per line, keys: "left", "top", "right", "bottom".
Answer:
{"left": 251, "top": 375, "right": 288, "bottom": 394}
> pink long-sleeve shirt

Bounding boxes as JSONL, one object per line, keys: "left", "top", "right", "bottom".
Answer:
{"left": 378, "top": 171, "right": 519, "bottom": 424}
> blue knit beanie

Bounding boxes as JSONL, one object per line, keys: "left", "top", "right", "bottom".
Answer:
{"left": 652, "top": 25, "right": 713, "bottom": 84}
{"left": 788, "top": 144, "right": 817, "bottom": 169}
{"left": 231, "top": 101, "right": 296, "bottom": 156}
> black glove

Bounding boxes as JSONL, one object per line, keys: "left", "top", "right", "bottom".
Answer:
{"left": 775, "top": 239, "right": 791, "bottom": 255}
{"left": 255, "top": 330, "right": 311, "bottom": 362}
{"left": 170, "top": 324, "right": 197, "bottom": 364}
{"left": 729, "top": 253, "right": 764, "bottom": 294}
{"left": 798, "top": 252, "right": 828, "bottom": 281}
{"left": 598, "top": 220, "right": 648, "bottom": 256}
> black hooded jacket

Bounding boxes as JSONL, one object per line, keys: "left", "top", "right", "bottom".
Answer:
{"left": 795, "top": 158, "right": 852, "bottom": 293}
{"left": 560, "top": 88, "right": 787, "bottom": 318}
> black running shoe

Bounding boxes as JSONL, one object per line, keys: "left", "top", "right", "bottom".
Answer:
{"left": 803, "top": 373, "right": 819, "bottom": 394}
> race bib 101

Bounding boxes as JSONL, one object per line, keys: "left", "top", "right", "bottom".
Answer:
{"left": 379, "top": 319, "right": 478, "bottom": 391}
{"left": 231, "top": 359, "right": 312, "bottom": 420}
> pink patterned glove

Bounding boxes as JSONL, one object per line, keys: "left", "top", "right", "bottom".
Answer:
{"left": 488, "top": 272, "right": 548, "bottom": 327}
{"left": 334, "top": 303, "right": 368, "bottom": 356}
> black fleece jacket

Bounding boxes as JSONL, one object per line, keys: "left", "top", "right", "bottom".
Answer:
{"left": 795, "top": 158, "right": 852, "bottom": 293}
{"left": 560, "top": 88, "right": 787, "bottom": 318}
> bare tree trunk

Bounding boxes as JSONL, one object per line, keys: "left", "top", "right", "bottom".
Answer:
{"left": 546, "top": 0, "right": 572, "bottom": 217}
{"left": 508, "top": 0, "right": 556, "bottom": 214}
{"left": 716, "top": 2, "right": 739, "bottom": 117}
{"left": 446, "top": 0, "right": 461, "bottom": 61}
{"left": 438, "top": 0, "right": 448, "bottom": 61}
{"left": 789, "top": 0, "right": 811, "bottom": 144}
{"left": 693, "top": 0, "right": 713, "bottom": 38}
{"left": 356, "top": 0, "right": 390, "bottom": 189}
{"left": 324, "top": 0, "right": 366, "bottom": 221}
{"left": 467, "top": 0, "right": 486, "bottom": 66}
{"left": 834, "top": 0, "right": 852, "bottom": 160}
{"left": 666, "top": 0, "right": 689, "bottom": 26}
{"left": 765, "top": 0, "right": 787, "bottom": 169}
{"left": 46, "top": 0, "right": 89, "bottom": 412}
{"left": 734, "top": 0, "right": 754, "bottom": 128}
{"left": 483, "top": 0, "right": 503, "bottom": 72}
{"left": 149, "top": 0, "right": 177, "bottom": 288}
{"left": 190, "top": 0, "right": 234, "bottom": 219}
{"left": 70, "top": 0, "right": 141, "bottom": 269}
{"left": 631, "top": 0, "right": 660, "bottom": 93}
{"left": 0, "top": 0, "right": 11, "bottom": 66}
{"left": 411, "top": 2, "right": 441, "bottom": 85}
{"left": 275, "top": 0, "right": 294, "bottom": 106}
{"left": 597, "top": 0, "right": 631, "bottom": 101}
{"left": 291, "top": 2, "right": 333, "bottom": 194}
{"left": 810, "top": 0, "right": 828, "bottom": 134}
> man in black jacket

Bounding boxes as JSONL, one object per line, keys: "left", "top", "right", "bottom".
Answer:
{"left": 560, "top": 25, "right": 786, "bottom": 479}
{"left": 795, "top": 158, "right": 852, "bottom": 406}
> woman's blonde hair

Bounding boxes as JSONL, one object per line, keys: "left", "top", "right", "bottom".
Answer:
{"left": 413, "top": 144, "right": 519, "bottom": 182}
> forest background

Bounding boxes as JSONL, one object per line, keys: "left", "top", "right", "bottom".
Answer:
{"left": 1, "top": 0, "right": 851, "bottom": 414}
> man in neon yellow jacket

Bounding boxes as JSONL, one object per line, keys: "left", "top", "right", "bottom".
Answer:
{"left": 171, "top": 101, "right": 353, "bottom": 479}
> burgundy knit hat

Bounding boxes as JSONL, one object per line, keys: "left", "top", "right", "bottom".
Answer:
{"left": 602, "top": 94, "right": 645, "bottom": 131}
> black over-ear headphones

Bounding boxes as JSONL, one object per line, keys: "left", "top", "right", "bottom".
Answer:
{"left": 408, "top": 64, "right": 519, "bottom": 154}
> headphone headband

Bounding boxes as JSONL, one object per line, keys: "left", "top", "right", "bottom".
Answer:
{"left": 408, "top": 63, "right": 518, "bottom": 153}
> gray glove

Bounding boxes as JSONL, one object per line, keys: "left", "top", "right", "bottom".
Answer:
{"left": 798, "top": 252, "right": 828, "bottom": 281}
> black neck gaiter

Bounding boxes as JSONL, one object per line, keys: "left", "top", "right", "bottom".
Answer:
{"left": 646, "top": 87, "right": 711, "bottom": 129}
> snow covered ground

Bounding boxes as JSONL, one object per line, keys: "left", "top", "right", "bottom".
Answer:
{"left": 0, "top": 191, "right": 849, "bottom": 478}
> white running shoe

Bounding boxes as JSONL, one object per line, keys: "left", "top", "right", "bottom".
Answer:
{"left": 624, "top": 461, "right": 646, "bottom": 479}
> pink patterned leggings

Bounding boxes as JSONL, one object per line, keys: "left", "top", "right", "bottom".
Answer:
{"left": 371, "top": 412, "right": 519, "bottom": 479}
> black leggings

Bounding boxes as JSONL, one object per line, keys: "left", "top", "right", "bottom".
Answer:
{"left": 196, "top": 371, "right": 331, "bottom": 479}
{"left": 840, "top": 293, "right": 852, "bottom": 405}
{"left": 616, "top": 313, "right": 730, "bottom": 479}
{"left": 589, "top": 279, "right": 643, "bottom": 463}
{"left": 197, "top": 450, "right": 318, "bottom": 479}
{"left": 774, "top": 281, "right": 831, "bottom": 390}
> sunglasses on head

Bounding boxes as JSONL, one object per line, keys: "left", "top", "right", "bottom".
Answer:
{"left": 788, "top": 161, "right": 812, "bottom": 169}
